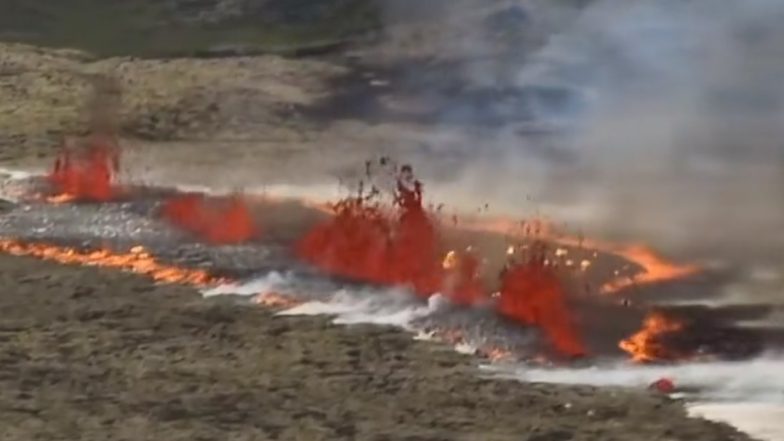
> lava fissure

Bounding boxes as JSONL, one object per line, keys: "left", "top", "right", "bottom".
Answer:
{"left": 160, "top": 193, "right": 258, "bottom": 245}
{"left": 0, "top": 239, "right": 221, "bottom": 286}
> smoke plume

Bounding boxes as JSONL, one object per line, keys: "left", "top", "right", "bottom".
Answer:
{"left": 374, "top": 0, "right": 784, "bottom": 271}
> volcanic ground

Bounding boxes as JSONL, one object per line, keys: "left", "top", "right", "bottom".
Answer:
{"left": 0, "top": 168, "right": 759, "bottom": 440}
{"left": 1, "top": 168, "right": 781, "bottom": 364}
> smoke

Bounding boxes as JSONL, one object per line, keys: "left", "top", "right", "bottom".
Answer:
{"left": 373, "top": 0, "right": 784, "bottom": 268}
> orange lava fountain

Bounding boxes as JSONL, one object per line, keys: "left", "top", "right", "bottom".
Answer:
{"left": 296, "top": 165, "right": 482, "bottom": 303}
{"left": 161, "top": 194, "right": 258, "bottom": 244}
{"left": 0, "top": 239, "right": 220, "bottom": 286}
{"left": 497, "top": 253, "right": 586, "bottom": 358}
{"left": 619, "top": 311, "right": 687, "bottom": 362}
{"left": 297, "top": 165, "right": 587, "bottom": 357}
{"left": 48, "top": 135, "right": 120, "bottom": 202}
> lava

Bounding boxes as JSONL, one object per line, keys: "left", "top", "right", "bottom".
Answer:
{"left": 48, "top": 134, "right": 120, "bottom": 202}
{"left": 161, "top": 193, "right": 258, "bottom": 244}
{"left": 296, "top": 165, "right": 444, "bottom": 297}
{"left": 497, "top": 252, "right": 586, "bottom": 358}
{"left": 597, "top": 244, "right": 700, "bottom": 294}
{"left": 0, "top": 239, "right": 219, "bottom": 286}
{"left": 619, "top": 311, "right": 688, "bottom": 362}
{"left": 441, "top": 248, "right": 486, "bottom": 306}
{"left": 456, "top": 216, "right": 699, "bottom": 294}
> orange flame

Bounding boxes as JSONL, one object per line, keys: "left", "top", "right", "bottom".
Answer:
{"left": 0, "top": 239, "right": 219, "bottom": 286}
{"left": 160, "top": 194, "right": 258, "bottom": 244}
{"left": 48, "top": 135, "right": 120, "bottom": 202}
{"left": 619, "top": 311, "right": 686, "bottom": 362}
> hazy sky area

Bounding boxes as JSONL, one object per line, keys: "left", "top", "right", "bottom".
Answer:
{"left": 376, "top": 0, "right": 784, "bottom": 266}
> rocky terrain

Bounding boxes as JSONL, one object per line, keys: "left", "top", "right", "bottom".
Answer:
{"left": 0, "top": 2, "right": 770, "bottom": 439}
{"left": 0, "top": 254, "right": 753, "bottom": 441}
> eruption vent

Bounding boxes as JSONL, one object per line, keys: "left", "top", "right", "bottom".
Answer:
{"left": 48, "top": 135, "right": 120, "bottom": 202}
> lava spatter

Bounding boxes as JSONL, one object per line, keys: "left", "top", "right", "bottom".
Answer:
{"left": 48, "top": 135, "right": 121, "bottom": 202}
{"left": 296, "top": 164, "right": 445, "bottom": 298}
{"left": 160, "top": 193, "right": 258, "bottom": 245}
{"left": 497, "top": 249, "right": 587, "bottom": 359}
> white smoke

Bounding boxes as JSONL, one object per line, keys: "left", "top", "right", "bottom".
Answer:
{"left": 484, "top": 354, "right": 784, "bottom": 441}
{"left": 373, "top": 0, "right": 784, "bottom": 269}
{"left": 280, "top": 288, "right": 446, "bottom": 328}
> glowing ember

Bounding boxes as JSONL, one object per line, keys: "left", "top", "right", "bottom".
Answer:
{"left": 619, "top": 311, "right": 687, "bottom": 362}
{"left": 161, "top": 194, "right": 258, "bottom": 244}
{"left": 0, "top": 239, "right": 219, "bottom": 286}
{"left": 497, "top": 256, "right": 586, "bottom": 358}
{"left": 48, "top": 135, "right": 120, "bottom": 202}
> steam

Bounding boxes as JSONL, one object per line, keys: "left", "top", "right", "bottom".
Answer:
{"left": 375, "top": 0, "right": 784, "bottom": 268}
{"left": 203, "top": 272, "right": 446, "bottom": 328}
{"left": 484, "top": 354, "right": 784, "bottom": 440}
{"left": 280, "top": 289, "right": 445, "bottom": 328}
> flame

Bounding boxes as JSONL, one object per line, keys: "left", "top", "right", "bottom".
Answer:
{"left": 0, "top": 239, "right": 219, "bottom": 286}
{"left": 619, "top": 311, "right": 687, "bottom": 362}
{"left": 48, "top": 135, "right": 120, "bottom": 202}
{"left": 160, "top": 193, "right": 258, "bottom": 244}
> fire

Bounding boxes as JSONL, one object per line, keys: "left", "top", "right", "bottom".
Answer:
{"left": 619, "top": 311, "right": 687, "bottom": 362}
{"left": 0, "top": 239, "right": 219, "bottom": 286}
{"left": 48, "top": 134, "right": 120, "bottom": 202}
{"left": 497, "top": 254, "right": 586, "bottom": 358}
{"left": 160, "top": 193, "right": 258, "bottom": 244}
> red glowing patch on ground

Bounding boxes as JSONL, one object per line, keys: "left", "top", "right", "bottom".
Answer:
{"left": 161, "top": 194, "right": 258, "bottom": 244}
{"left": 497, "top": 256, "right": 586, "bottom": 358}
{"left": 48, "top": 135, "right": 120, "bottom": 202}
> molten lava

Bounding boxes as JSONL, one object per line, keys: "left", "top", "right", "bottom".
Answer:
{"left": 296, "top": 165, "right": 444, "bottom": 297}
{"left": 441, "top": 249, "right": 485, "bottom": 306}
{"left": 619, "top": 311, "right": 687, "bottom": 362}
{"left": 48, "top": 135, "right": 120, "bottom": 202}
{"left": 0, "top": 239, "right": 218, "bottom": 286}
{"left": 598, "top": 245, "right": 699, "bottom": 294}
{"left": 497, "top": 254, "right": 586, "bottom": 358}
{"left": 456, "top": 216, "right": 699, "bottom": 294}
{"left": 161, "top": 194, "right": 258, "bottom": 244}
